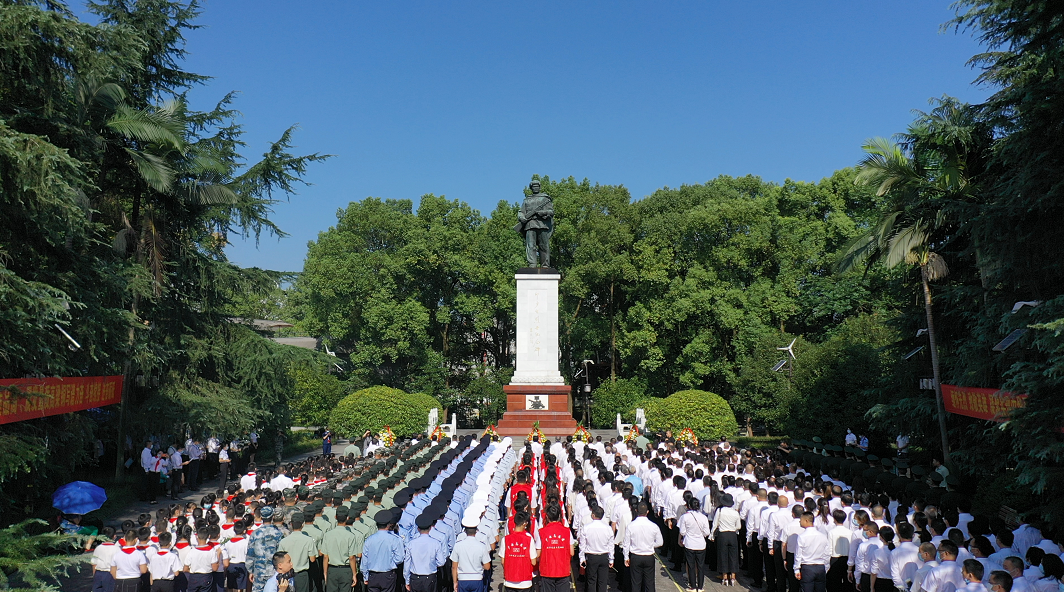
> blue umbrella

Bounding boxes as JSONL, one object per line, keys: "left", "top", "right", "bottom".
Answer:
{"left": 52, "top": 481, "right": 107, "bottom": 515}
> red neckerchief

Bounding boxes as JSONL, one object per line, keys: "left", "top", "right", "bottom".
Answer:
{"left": 222, "top": 523, "right": 234, "bottom": 529}
{"left": 169, "top": 517, "right": 178, "bottom": 524}
{"left": 150, "top": 536, "right": 159, "bottom": 543}
{"left": 100, "top": 542, "right": 115, "bottom": 547}
{"left": 175, "top": 542, "right": 190, "bottom": 549}
{"left": 157, "top": 550, "right": 170, "bottom": 555}
{"left": 228, "top": 536, "right": 245, "bottom": 543}
{"left": 208, "top": 541, "right": 219, "bottom": 549}
{"left": 120, "top": 547, "right": 138, "bottom": 554}
{"left": 135, "top": 544, "right": 150, "bottom": 550}
{"left": 195, "top": 545, "right": 213, "bottom": 551}
{"left": 226, "top": 495, "right": 235, "bottom": 501}
{"left": 117, "top": 538, "right": 127, "bottom": 546}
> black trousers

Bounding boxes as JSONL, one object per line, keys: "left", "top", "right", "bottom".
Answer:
{"left": 437, "top": 560, "right": 453, "bottom": 592}
{"left": 684, "top": 548, "right": 706, "bottom": 589}
{"left": 143, "top": 470, "right": 158, "bottom": 502}
{"left": 408, "top": 573, "right": 436, "bottom": 592}
{"left": 773, "top": 542, "right": 787, "bottom": 592}
{"left": 763, "top": 540, "right": 778, "bottom": 592}
{"left": 630, "top": 554, "right": 656, "bottom": 592}
{"left": 747, "top": 534, "right": 763, "bottom": 586}
{"left": 787, "top": 552, "right": 800, "bottom": 592}
{"left": 541, "top": 576, "right": 568, "bottom": 592}
{"left": 206, "top": 451, "right": 219, "bottom": 478}
{"left": 150, "top": 579, "right": 174, "bottom": 592}
{"left": 327, "top": 566, "right": 355, "bottom": 592}
{"left": 187, "top": 459, "right": 201, "bottom": 489}
{"left": 367, "top": 570, "right": 396, "bottom": 592}
{"left": 185, "top": 574, "right": 213, "bottom": 592}
{"left": 800, "top": 565, "right": 827, "bottom": 592}
{"left": 615, "top": 544, "right": 631, "bottom": 592}
{"left": 670, "top": 521, "right": 684, "bottom": 568}
{"left": 169, "top": 468, "right": 182, "bottom": 498}
{"left": 586, "top": 553, "right": 609, "bottom": 592}
{"left": 310, "top": 558, "right": 324, "bottom": 592}
{"left": 826, "top": 557, "right": 848, "bottom": 592}
{"left": 717, "top": 531, "right": 740, "bottom": 574}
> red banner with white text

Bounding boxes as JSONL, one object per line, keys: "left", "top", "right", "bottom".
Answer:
{"left": 0, "top": 376, "right": 123, "bottom": 424}
{"left": 941, "top": 384, "right": 1026, "bottom": 421}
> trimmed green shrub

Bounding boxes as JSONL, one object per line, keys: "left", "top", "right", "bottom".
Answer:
{"left": 590, "top": 378, "right": 647, "bottom": 429}
{"left": 643, "top": 389, "right": 738, "bottom": 440}
{"left": 329, "top": 386, "right": 441, "bottom": 438}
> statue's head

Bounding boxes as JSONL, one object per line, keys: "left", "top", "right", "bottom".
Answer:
{"left": 529, "top": 181, "right": 541, "bottom": 194}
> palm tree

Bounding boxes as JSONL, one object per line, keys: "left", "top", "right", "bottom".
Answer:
{"left": 837, "top": 98, "right": 987, "bottom": 463}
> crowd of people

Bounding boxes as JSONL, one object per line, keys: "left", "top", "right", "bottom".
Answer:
{"left": 85, "top": 429, "right": 1064, "bottom": 592}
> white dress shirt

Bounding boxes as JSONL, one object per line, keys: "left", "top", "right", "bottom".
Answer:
{"left": 922, "top": 560, "right": 965, "bottom": 592}
{"left": 679, "top": 511, "right": 712, "bottom": 550}
{"left": 712, "top": 508, "right": 743, "bottom": 538}
{"left": 579, "top": 519, "right": 615, "bottom": 564}
{"left": 890, "top": 541, "right": 923, "bottom": 589}
{"left": 912, "top": 560, "right": 940, "bottom": 592}
{"left": 794, "top": 527, "right": 831, "bottom": 575}
{"left": 623, "top": 516, "right": 663, "bottom": 560}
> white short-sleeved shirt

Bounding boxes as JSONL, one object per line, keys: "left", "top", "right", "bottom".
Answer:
{"left": 110, "top": 549, "right": 147, "bottom": 579}
{"left": 147, "top": 549, "right": 183, "bottom": 580}
{"left": 92, "top": 542, "right": 119, "bottom": 570}
{"left": 184, "top": 546, "right": 219, "bottom": 574}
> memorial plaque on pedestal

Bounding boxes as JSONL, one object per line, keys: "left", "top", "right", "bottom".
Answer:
{"left": 496, "top": 269, "right": 579, "bottom": 438}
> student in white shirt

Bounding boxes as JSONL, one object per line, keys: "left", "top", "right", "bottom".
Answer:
{"left": 147, "top": 532, "right": 183, "bottom": 592}
{"left": 91, "top": 527, "right": 120, "bottom": 592}
{"left": 110, "top": 535, "right": 149, "bottom": 592}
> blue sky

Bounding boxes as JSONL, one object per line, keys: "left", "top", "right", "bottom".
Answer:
{"left": 167, "top": 1, "right": 990, "bottom": 272}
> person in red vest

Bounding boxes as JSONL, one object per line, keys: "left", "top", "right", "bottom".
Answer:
{"left": 501, "top": 512, "right": 537, "bottom": 592}
{"left": 535, "top": 504, "right": 575, "bottom": 592}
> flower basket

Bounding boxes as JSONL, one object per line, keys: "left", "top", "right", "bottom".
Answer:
{"left": 624, "top": 424, "right": 641, "bottom": 443}
{"left": 572, "top": 425, "right": 592, "bottom": 443}
{"left": 379, "top": 425, "right": 396, "bottom": 447}
{"left": 526, "top": 420, "right": 545, "bottom": 442}
{"left": 676, "top": 427, "right": 699, "bottom": 446}
{"left": 482, "top": 424, "right": 500, "bottom": 441}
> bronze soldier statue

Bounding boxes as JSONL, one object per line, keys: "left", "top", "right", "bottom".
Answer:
{"left": 514, "top": 180, "right": 554, "bottom": 267}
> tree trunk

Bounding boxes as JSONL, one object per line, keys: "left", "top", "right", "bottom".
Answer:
{"left": 922, "top": 264, "right": 951, "bottom": 463}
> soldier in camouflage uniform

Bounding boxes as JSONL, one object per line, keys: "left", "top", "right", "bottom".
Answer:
{"left": 246, "top": 505, "right": 286, "bottom": 592}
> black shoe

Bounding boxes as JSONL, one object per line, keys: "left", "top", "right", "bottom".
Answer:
{"left": 149, "top": 500, "right": 158, "bottom": 505}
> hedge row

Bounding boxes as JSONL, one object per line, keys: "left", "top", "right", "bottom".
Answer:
{"left": 328, "top": 386, "right": 441, "bottom": 438}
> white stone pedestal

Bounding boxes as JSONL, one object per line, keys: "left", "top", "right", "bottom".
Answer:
{"left": 510, "top": 270, "right": 564, "bottom": 385}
